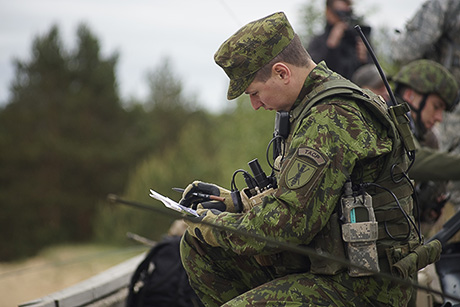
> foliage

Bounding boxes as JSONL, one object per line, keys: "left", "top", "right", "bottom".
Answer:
{"left": 0, "top": 24, "right": 150, "bottom": 260}
{"left": 297, "top": 0, "right": 324, "bottom": 45}
{"left": 94, "top": 77, "right": 275, "bottom": 243}
{"left": 0, "top": 3, "right": 402, "bottom": 261}
{"left": 94, "top": 60, "right": 209, "bottom": 243}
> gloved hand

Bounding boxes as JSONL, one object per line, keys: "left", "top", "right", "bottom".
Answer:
{"left": 184, "top": 208, "right": 221, "bottom": 247}
{"left": 180, "top": 181, "right": 240, "bottom": 212}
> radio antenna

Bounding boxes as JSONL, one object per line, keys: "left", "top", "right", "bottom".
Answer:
{"left": 354, "top": 25, "right": 398, "bottom": 106}
{"left": 354, "top": 25, "right": 416, "bottom": 163}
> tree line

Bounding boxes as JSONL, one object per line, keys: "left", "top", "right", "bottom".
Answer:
{"left": 0, "top": 1, "right": 396, "bottom": 261}
{"left": 0, "top": 23, "right": 274, "bottom": 261}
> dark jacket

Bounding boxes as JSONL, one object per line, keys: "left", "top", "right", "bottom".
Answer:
{"left": 308, "top": 23, "right": 370, "bottom": 79}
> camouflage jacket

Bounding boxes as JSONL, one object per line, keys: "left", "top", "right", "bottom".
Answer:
{"left": 207, "top": 62, "right": 423, "bottom": 276}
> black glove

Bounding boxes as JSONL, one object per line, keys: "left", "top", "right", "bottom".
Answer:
{"left": 180, "top": 181, "right": 239, "bottom": 212}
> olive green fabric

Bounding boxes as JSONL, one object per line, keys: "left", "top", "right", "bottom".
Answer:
{"left": 393, "top": 59, "right": 459, "bottom": 111}
{"left": 214, "top": 12, "right": 295, "bottom": 100}
{"left": 410, "top": 144, "right": 460, "bottom": 181}
{"left": 392, "top": 239, "right": 441, "bottom": 279}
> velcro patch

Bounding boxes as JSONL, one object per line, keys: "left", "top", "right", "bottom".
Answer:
{"left": 285, "top": 158, "right": 317, "bottom": 189}
{"left": 298, "top": 147, "right": 326, "bottom": 166}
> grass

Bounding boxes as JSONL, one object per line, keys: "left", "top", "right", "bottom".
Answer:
{"left": 0, "top": 243, "right": 148, "bottom": 307}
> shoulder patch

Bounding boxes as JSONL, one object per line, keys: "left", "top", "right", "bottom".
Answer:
{"left": 285, "top": 158, "right": 317, "bottom": 189}
{"left": 298, "top": 147, "right": 326, "bottom": 166}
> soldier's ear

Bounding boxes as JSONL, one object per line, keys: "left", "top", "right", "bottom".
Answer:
{"left": 272, "top": 63, "right": 290, "bottom": 83}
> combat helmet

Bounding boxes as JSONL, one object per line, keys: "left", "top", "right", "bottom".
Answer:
{"left": 393, "top": 59, "right": 459, "bottom": 111}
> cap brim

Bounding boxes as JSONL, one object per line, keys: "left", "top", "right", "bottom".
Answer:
{"left": 227, "top": 73, "right": 257, "bottom": 100}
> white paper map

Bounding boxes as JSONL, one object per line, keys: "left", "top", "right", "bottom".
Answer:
{"left": 149, "top": 189, "right": 199, "bottom": 217}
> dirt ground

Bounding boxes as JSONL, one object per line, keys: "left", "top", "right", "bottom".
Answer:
{"left": 0, "top": 244, "right": 147, "bottom": 307}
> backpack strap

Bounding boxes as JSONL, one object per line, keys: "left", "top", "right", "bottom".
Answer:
{"left": 290, "top": 80, "right": 359, "bottom": 123}
{"left": 290, "top": 79, "right": 416, "bottom": 156}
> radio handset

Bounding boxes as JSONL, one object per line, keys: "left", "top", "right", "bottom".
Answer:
{"left": 273, "top": 111, "right": 290, "bottom": 160}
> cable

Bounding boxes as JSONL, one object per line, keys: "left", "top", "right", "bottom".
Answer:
{"left": 230, "top": 169, "right": 253, "bottom": 192}
{"left": 266, "top": 135, "right": 285, "bottom": 173}
{"left": 362, "top": 182, "right": 422, "bottom": 243}
{"left": 399, "top": 170, "right": 422, "bottom": 242}
{"left": 390, "top": 163, "right": 423, "bottom": 243}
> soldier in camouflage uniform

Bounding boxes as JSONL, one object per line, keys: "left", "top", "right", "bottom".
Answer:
{"left": 391, "top": 60, "right": 460, "bottom": 227}
{"left": 179, "top": 12, "right": 441, "bottom": 306}
{"left": 392, "top": 0, "right": 460, "bottom": 212}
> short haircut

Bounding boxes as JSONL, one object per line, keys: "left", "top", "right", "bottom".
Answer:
{"left": 254, "top": 34, "right": 311, "bottom": 82}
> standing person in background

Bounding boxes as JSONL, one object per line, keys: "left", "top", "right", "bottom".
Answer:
{"left": 307, "top": 0, "right": 371, "bottom": 79}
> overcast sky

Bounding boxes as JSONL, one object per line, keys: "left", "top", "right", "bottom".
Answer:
{"left": 0, "top": 0, "right": 425, "bottom": 113}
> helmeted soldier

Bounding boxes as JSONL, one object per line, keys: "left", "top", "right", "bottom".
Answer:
{"left": 179, "top": 12, "right": 441, "bottom": 306}
{"left": 392, "top": 59, "right": 458, "bottom": 142}
{"left": 392, "top": 59, "right": 460, "bottom": 226}
{"left": 392, "top": 0, "right": 460, "bottom": 225}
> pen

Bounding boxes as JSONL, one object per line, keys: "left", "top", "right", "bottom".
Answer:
{"left": 172, "top": 188, "right": 225, "bottom": 202}
{"left": 172, "top": 187, "right": 185, "bottom": 193}
{"left": 192, "top": 192, "right": 226, "bottom": 202}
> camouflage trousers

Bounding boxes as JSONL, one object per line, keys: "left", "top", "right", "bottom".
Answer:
{"left": 180, "top": 232, "right": 412, "bottom": 306}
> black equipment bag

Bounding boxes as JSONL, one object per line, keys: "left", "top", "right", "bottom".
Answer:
{"left": 126, "top": 235, "right": 203, "bottom": 307}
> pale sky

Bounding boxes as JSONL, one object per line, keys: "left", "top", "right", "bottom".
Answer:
{"left": 0, "top": 0, "right": 425, "bottom": 113}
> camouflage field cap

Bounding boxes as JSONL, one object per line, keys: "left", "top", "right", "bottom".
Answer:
{"left": 393, "top": 59, "right": 459, "bottom": 111}
{"left": 214, "top": 12, "right": 295, "bottom": 100}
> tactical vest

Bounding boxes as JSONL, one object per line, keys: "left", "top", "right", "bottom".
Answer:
{"left": 274, "top": 78, "right": 439, "bottom": 278}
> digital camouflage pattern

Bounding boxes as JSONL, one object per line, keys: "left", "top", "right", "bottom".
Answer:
{"left": 393, "top": 59, "right": 458, "bottom": 111}
{"left": 214, "top": 12, "right": 294, "bottom": 100}
{"left": 392, "top": 0, "right": 460, "bottom": 84}
{"left": 180, "top": 62, "right": 421, "bottom": 306}
{"left": 341, "top": 191, "right": 379, "bottom": 277}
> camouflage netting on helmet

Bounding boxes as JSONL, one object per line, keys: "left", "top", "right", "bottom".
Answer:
{"left": 393, "top": 59, "right": 459, "bottom": 111}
